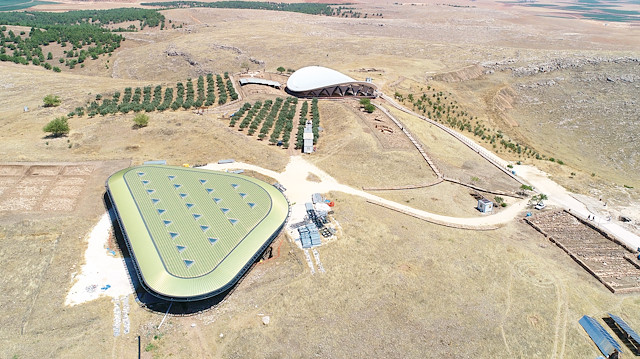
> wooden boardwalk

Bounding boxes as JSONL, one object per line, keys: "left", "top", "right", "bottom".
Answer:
{"left": 366, "top": 200, "right": 500, "bottom": 231}
{"left": 362, "top": 178, "right": 444, "bottom": 191}
{"left": 374, "top": 102, "right": 442, "bottom": 178}
{"left": 379, "top": 94, "right": 527, "bottom": 186}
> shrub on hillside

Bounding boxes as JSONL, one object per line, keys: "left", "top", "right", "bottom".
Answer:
{"left": 133, "top": 113, "right": 149, "bottom": 128}
{"left": 43, "top": 116, "right": 69, "bottom": 137}
{"left": 43, "top": 94, "right": 61, "bottom": 107}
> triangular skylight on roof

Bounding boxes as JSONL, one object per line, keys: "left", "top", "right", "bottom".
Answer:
{"left": 176, "top": 245, "right": 186, "bottom": 253}
{"left": 221, "top": 208, "right": 230, "bottom": 214}
{"left": 231, "top": 184, "right": 239, "bottom": 189}
{"left": 174, "top": 184, "right": 181, "bottom": 189}
{"left": 168, "top": 175, "right": 176, "bottom": 180}
{"left": 213, "top": 198, "right": 222, "bottom": 203}
{"left": 163, "top": 220, "right": 172, "bottom": 226}
{"left": 146, "top": 189, "right": 155, "bottom": 194}
{"left": 151, "top": 198, "right": 160, "bottom": 204}
{"left": 229, "top": 219, "right": 238, "bottom": 225}
{"left": 142, "top": 180, "right": 150, "bottom": 185}
{"left": 157, "top": 209, "right": 166, "bottom": 214}
{"left": 193, "top": 214, "right": 202, "bottom": 220}
{"left": 169, "top": 232, "right": 179, "bottom": 239}
{"left": 186, "top": 203, "right": 194, "bottom": 209}
{"left": 206, "top": 188, "right": 214, "bottom": 193}
{"left": 200, "top": 225, "right": 209, "bottom": 232}
{"left": 179, "top": 193, "right": 188, "bottom": 198}
{"left": 184, "top": 260, "right": 194, "bottom": 268}
{"left": 248, "top": 202, "right": 256, "bottom": 208}
{"left": 137, "top": 172, "right": 145, "bottom": 176}
{"left": 208, "top": 237, "right": 218, "bottom": 245}
{"left": 199, "top": 179, "right": 207, "bottom": 184}
{"left": 239, "top": 193, "right": 247, "bottom": 198}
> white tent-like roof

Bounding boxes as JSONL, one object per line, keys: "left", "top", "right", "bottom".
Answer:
{"left": 287, "top": 66, "right": 358, "bottom": 92}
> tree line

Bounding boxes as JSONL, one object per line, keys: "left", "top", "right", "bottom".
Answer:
{"left": 0, "top": 8, "right": 165, "bottom": 71}
{"left": 228, "top": 97, "right": 302, "bottom": 149}
{"left": 142, "top": 1, "right": 334, "bottom": 16}
{"left": 397, "top": 86, "right": 564, "bottom": 164}
{"left": 0, "top": 8, "right": 164, "bottom": 28}
{"left": 70, "top": 74, "right": 231, "bottom": 117}
{"left": 295, "top": 101, "right": 309, "bottom": 150}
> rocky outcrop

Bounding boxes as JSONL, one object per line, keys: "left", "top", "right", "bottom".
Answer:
{"left": 165, "top": 44, "right": 198, "bottom": 66}
{"left": 211, "top": 44, "right": 243, "bottom": 55}
{"left": 492, "top": 86, "right": 518, "bottom": 127}
{"left": 483, "top": 56, "right": 640, "bottom": 77}
{"left": 432, "top": 64, "right": 484, "bottom": 82}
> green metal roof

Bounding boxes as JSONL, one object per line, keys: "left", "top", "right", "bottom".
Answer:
{"left": 106, "top": 165, "right": 289, "bottom": 300}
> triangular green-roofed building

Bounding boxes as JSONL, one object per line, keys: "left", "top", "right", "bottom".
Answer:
{"left": 106, "top": 165, "right": 289, "bottom": 301}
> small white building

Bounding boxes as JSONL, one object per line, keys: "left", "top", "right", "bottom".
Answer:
{"left": 477, "top": 198, "right": 493, "bottom": 213}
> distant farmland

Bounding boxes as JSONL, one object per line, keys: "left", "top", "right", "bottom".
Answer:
{"left": 505, "top": 0, "right": 640, "bottom": 22}
{"left": 0, "top": 0, "right": 58, "bottom": 12}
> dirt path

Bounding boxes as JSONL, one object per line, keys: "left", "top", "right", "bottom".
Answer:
{"left": 514, "top": 164, "right": 640, "bottom": 249}
{"left": 204, "top": 156, "right": 529, "bottom": 228}
{"left": 189, "top": 14, "right": 202, "bottom": 24}
{"left": 551, "top": 278, "right": 568, "bottom": 359}
{"left": 378, "top": 93, "right": 640, "bottom": 247}
{"left": 500, "top": 268, "right": 514, "bottom": 357}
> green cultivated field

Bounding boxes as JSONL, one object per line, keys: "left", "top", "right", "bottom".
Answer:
{"left": 0, "top": 0, "right": 58, "bottom": 12}
{"left": 505, "top": 0, "right": 640, "bottom": 22}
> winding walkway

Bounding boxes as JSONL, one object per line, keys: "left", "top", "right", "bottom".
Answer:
{"left": 203, "top": 156, "right": 528, "bottom": 230}
{"left": 204, "top": 89, "right": 640, "bottom": 248}
{"left": 379, "top": 94, "right": 526, "bottom": 185}
{"left": 376, "top": 93, "right": 640, "bottom": 249}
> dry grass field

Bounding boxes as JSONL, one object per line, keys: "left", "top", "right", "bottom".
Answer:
{"left": 1, "top": 0, "right": 640, "bottom": 358}
{"left": 309, "top": 100, "right": 437, "bottom": 190}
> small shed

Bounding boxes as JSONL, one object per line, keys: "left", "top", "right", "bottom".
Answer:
{"left": 477, "top": 198, "right": 493, "bottom": 213}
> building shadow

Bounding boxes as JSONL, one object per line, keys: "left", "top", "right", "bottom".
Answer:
{"left": 603, "top": 316, "right": 640, "bottom": 356}
{"left": 103, "top": 192, "right": 262, "bottom": 316}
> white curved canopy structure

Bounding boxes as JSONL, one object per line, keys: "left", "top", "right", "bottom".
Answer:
{"left": 286, "top": 66, "right": 376, "bottom": 98}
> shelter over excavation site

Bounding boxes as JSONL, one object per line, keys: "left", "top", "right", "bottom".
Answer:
{"left": 286, "top": 66, "right": 377, "bottom": 98}
{"left": 106, "top": 165, "right": 289, "bottom": 301}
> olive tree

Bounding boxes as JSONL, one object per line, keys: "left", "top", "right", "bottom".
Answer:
{"left": 43, "top": 116, "right": 69, "bottom": 137}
